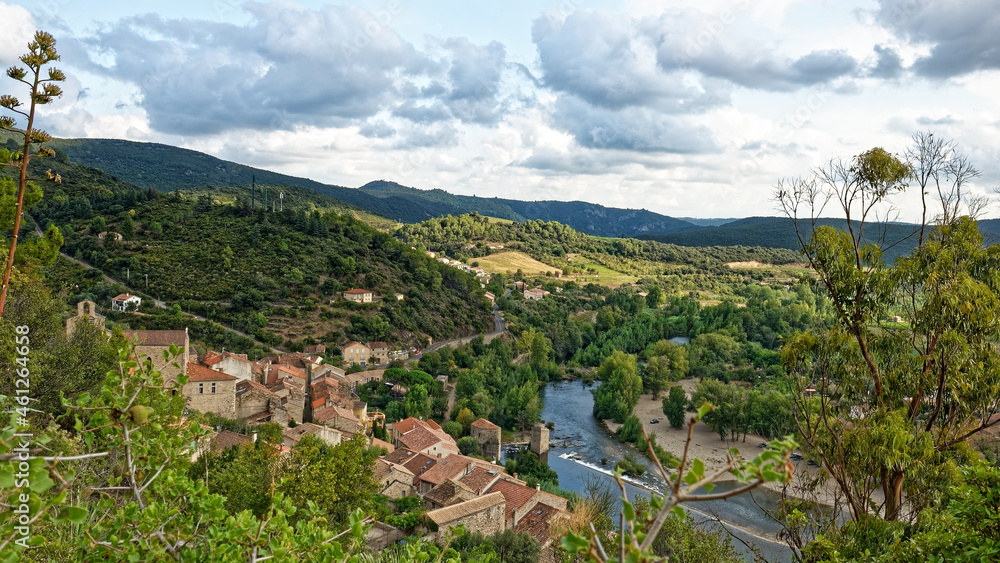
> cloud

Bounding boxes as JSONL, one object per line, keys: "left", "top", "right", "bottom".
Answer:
{"left": 870, "top": 44, "right": 904, "bottom": 79}
{"left": 73, "top": 2, "right": 509, "bottom": 140}
{"left": 0, "top": 2, "right": 35, "bottom": 66}
{"left": 549, "top": 95, "right": 717, "bottom": 154}
{"left": 641, "top": 10, "right": 858, "bottom": 91}
{"left": 875, "top": 0, "right": 1000, "bottom": 78}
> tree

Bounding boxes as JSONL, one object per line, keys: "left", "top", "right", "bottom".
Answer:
{"left": 776, "top": 138, "right": 1000, "bottom": 522}
{"left": 0, "top": 31, "right": 65, "bottom": 317}
{"left": 120, "top": 214, "right": 135, "bottom": 240}
{"left": 592, "top": 351, "right": 642, "bottom": 423}
{"left": 457, "top": 436, "right": 480, "bottom": 456}
{"left": 663, "top": 385, "right": 687, "bottom": 429}
{"left": 404, "top": 384, "right": 430, "bottom": 420}
{"left": 643, "top": 341, "right": 688, "bottom": 398}
{"left": 456, "top": 407, "right": 478, "bottom": 432}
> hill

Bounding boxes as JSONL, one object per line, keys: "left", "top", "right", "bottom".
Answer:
{"left": 35, "top": 136, "right": 702, "bottom": 237}
{"left": 15, "top": 149, "right": 493, "bottom": 355}
{"left": 360, "top": 180, "right": 700, "bottom": 237}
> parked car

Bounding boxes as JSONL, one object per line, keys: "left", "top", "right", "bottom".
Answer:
{"left": 790, "top": 452, "right": 803, "bottom": 461}
{"left": 757, "top": 442, "right": 768, "bottom": 448}
{"left": 649, "top": 418, "right": 660, "bottom": 424}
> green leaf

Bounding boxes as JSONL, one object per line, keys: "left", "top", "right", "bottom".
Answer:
{"left": 703, "top": 482, "right": 715, "bottom": 494}
{"left": 561, "top": 531, "right": 590, "bottom": 553}
{"left": 692, "top": 458, "right": 705, "bottom": 479}
{"left": 0, "top": 469, "right": 15, "bottom": 488}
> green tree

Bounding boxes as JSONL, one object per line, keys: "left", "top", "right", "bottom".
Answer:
{"left": 120, "top": 214, "right": 135, "bottom": 240}
{"left": 0, "top": 30, "right": 65, "bottom": 318}
{"left": 643, "top": 341, "right": 688, "bottom": 399}
{"left": 190, "top": 442, "right": 279, "bottom": 517}
{"left": 456, "top": 407, "right": 477, "bottom": 432}
{"left": 403, "top": 384, "right": 430, "bottom": 420}
{"left": 776, "top": 139, "right": 1000, "bottom": 522}
{"left": 663, "top": 385, "right": 687, "bottom": 429}
{"left": 277, "top": 433, "right": 381, "bottom": 527}
{"left": 592, "top": 350, "right": 642, "bottom": 423}
{"left": 457, "top": 436, "right": 480, "bottom": 456}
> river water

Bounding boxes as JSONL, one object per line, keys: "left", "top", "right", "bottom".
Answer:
{"left": 529, "top": 380, "right": 794, "bottom": 562}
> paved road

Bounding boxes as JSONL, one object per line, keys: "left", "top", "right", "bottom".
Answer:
{"left": 39, "top": 223, "right": 282, "bottom": 353}
{"left": 407, "top": 296, "right": 508, "bottom": 365}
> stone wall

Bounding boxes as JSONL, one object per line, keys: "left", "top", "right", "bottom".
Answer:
{"left": 183, "top": 379, "right": 236, "bottom": 417}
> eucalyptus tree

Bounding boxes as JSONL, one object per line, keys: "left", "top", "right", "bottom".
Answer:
{"left": 775, "top": 138, "right": 1000, "bottom": 522}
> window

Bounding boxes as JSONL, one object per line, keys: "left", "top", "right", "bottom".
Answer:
{"left": 211, "top": 382, "right": 217, "bottom": 393}
{"left": 198, "top": 383, "right": 204, "bottom": 394}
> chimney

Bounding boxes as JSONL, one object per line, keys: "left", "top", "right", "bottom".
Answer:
{"left": 536, "top": 484, "right": 540, "bottom": 491}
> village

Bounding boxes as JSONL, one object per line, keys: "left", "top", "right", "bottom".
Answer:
{"left": 71, "top": 276, "right": 569, "bottom": 562}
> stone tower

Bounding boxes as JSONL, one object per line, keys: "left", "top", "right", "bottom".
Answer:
{"left": 530, "top": 422, "right": 550, "bottom": 462}
{"left": 470, "top": 418, "right": 501, "bottom": 461}
{"left": 66, "top": 299, "right": 106, "bottom": 337}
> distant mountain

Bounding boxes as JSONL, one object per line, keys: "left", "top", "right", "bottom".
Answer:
{"left": 42, "top": 138, "right": 701, "bottom": 237}
{"left": 360, "top": 180, "right": 700, "bottom": 237}
{"left": 45, "top": 138, "right": 447, "bottom": 223}
{"left": 676, "top": 217, "right": 741, "bottom": 227}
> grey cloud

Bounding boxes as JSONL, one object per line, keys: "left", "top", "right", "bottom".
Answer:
{"left": 76, "top": 3, "right": 508, "bottom": 137}
{"left": 916, "top": 115, "right": 958, "bottom": 126}
{"left": 550, "top": 95, "right": 717, "bottom": 154}
{"left": 875, "top": 0, "right": 1000, "bottom": 78}
{"left": 641, "top": 10, "right": 858, "bottom": 91}
{"left": 359, "top": 120, "right": 396, "bottom": 139}
{"left": 870, "top": 45, "right": 904, "bottom": 79}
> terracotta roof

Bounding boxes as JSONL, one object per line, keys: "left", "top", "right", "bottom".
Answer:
{"left": 304, "top": 344, "right": 326, "bottom": 354}
{"left": 187, "top": 362, "right": 238, "bottom": 382}
{"left": 311, "top": 397, "right": 327, "bottom": 409}
{"left": 470, "top": 418, "right": 500, "bottom": 430}
{"left": 344, "top": 289, "right": 373, "bottom": 295}
{"left": 201, "top": 351, "right": 223, "bottom": 366}
{"left": 488, "top": 479, "right": 539, "bottom": 523}
{"left": 213, "top": 430, "right": 252, "bottom": 452}
{"left": 244, "top": 410, "right": 272, "bottom": 423}
{"left": 397, "top": 426, "right": 458, "bottom": 455}
{"left": 515, "top": 503, "right": 562, "bottom": 544}
{"left": 425, "top": 492, "right": 505, "bottom": 526}
{"left": 340, "top": 369, "right": 384, "bottom": 384}
{"left": 236, "top": 379, "right": 277, "bottom": 396}
{"left": 122, "top": 329, "right": 187, "bottom": 347}
{"left": 372, "top": 438, "right": 394, "bottom": 453}
{"left": 392, "top": 417, "right": 424, "bottom": 435}
{"left": 417, "top": 454, "right": 501, "bottom": 487}
{"left": 353, "top": 401, "right": 367, "bottom": 410}
{"left": 112, "top": 293, "right": 139, "bottom": 301}
{"left": 314, "top": 405, "right": 360, "bottom": 425}
{"left": 368, "top": 341, "right": 388, "bottom": 350}
{"left": 424, "top": 479, "right": 475, "bottom": 507}
{"left": 458, "top": 466, "right": 502, "bottom": 494}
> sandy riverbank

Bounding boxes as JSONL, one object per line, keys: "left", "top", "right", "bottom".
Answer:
{"left": 608, "top": 379, "right": 843, "bottom": 505}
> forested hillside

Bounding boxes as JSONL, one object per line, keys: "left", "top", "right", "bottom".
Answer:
{"left": 397, "top": 212, "right": 802, "bottom": 278}
{"left": 15, "top": 149, "right": 492, "bottom": 354}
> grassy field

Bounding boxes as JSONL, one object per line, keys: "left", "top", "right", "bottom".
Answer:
{"left": 565, "top": 254, "right": 639, "bottom": 287}
{"left": 475, "top": 251, "right": 561, "bottom": 276}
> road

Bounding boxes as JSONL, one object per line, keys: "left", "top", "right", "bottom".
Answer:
{"left": 38, "top": 223, "right": 282, "bottom": 353}
{"left": 408, "top": 297, "right": 508, "bottom": 366}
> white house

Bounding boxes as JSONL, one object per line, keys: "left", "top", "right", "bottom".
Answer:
{"left": 111, "top": 293, "right": 142, "bottom": 312}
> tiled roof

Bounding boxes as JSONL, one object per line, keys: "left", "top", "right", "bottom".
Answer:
{"left": 368, "top": 341, "right": 389, "bottom": 350}
{"left": 353, "top": 401, "right": 367, "bottom": 410}
{"left": 122, "top": 329, "right": 187, "bottom": 347}
{"left": 458, "top": 466, "right": 502, "bottom": 494}
{"left": 213, "top": 430, "right": 252, "bottom": 452}
{"left": 392, "top": 417, "right": 423, "bottom": 435}
{"left": 341, "top": 369, "right": 384, "bottom": 384}
{"left": 515, "top": 503, "right": 561, "bottom": 544}
{"left": 236, "top": 379, "right": 277, "bottom": 396}
{"left": 470, "top": 418, "right": 500, "bottom": 430}
{"left": 314, "top": 405, "right": 360, "bottom": 425}
{"left": 424, "top": 479, "right": 476, "bottom": 507}
{"left": 488, "top": 479, "right": 539, "bottom": 523}
{"left": 398, "top": 426, "right": 455, "bottom": 454}
{"left": 371, "top": 438, "right": 394, "bottom": 453}
{"left": 187, "top": 362, "right": 238, "bottom": 382}
{"left": 417, "top": 454, "right": 502, "bottom": 487}
{"left": 112, "top": 293, "right": 138, "bottom": 301}
{"left": 425, "top": 492, "right": 505, "bottom": 526}
{"left": 344, "top": 289, "right": 373, "bottom": 295}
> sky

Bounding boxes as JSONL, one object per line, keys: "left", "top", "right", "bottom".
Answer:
{"left": 2, "top": 0, "right": 999, "bottom": 220}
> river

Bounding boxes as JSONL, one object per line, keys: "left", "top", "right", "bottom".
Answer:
{"left": 524, "top": 380, "right": 795, "bottom": 562}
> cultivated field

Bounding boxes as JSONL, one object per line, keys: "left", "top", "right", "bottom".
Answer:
{"left": 476, "top": 251, "right": 561, "bottom": 276}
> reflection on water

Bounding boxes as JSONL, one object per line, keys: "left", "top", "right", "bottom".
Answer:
{"left": 522, "top": 379, "right": 794, "bottom": 563}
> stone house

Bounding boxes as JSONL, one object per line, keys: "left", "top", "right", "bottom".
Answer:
{"left": 283, "top": 423, "right": 342, "bottom": 449}
{"left": 484, "top": 292, "right": 495, "bottom": 306}
{"left": 333, "top": 368, "right": 384, "bottom": 391}
{"left": 516, "top": 503, "right": 567, "bottom": 563}
{"left": 111, "top": 293, "right": 142, "bottom": 312}
{"left": 470, "top": 418, "right": 501, "bottom": 461}
{"left": 183, "top": 362, "right": 237, "bottom": 417}
{"left": 415, "top": 454, "right": 504, "bottom": 495}
{"left": 423, "top": 492, "right": 506, "bottom": 540}
{"left": 397, "top": 425, "right": 459, "bottom": 459}
{"left": 66, "top": 299, "right": 105, "bottom": 337}
{"left": 200, "top": 351, "right": 254, "bottom": 381}
{"left": 235, "top": 379, "right": 280, "bottom": 420}
{"left": 343, "top": 341, "right": 372, "bottom": 366}
{"left": 342, "top": 288, "right": 374, "bottom": 303}
{"left": 122, "top": 329, "right": 190, "bottom": 382}
{"left": 368, "top": 341, "right": 390, "bottom": 365}
{"left": 212, "top": 430, "right": 253, "bottom": 453}
{"left": 524, "top": 288, "right": 550, "bottom": 301}
{"left": 375, "top": 459, "right": 417, "bottom": 499}
{"left": 313, "top": 404, "right": 364, "bottom": 435}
